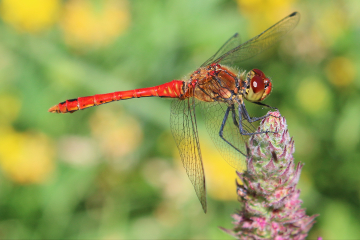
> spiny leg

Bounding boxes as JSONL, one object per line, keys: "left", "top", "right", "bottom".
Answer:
{"left": 253, "top": 101, "right": 278, "bottom": 110}
{"left": 241, "top": 103, "right": 270, "bottom": 123}
{"left": 252, "top": 102, "right": 281, "bottom": 119}
{"left": 230, "top": 104, "right": 239, "bottom": 128}
{"left": 238, "top": 104, "right": 274, "bottom": 135}
{"left": 218, "top": 105, "right": 244, "bottom": 155}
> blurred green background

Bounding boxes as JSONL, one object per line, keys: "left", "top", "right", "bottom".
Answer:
{"left": 0, "top": 0, "right": 359, "bottom": 239}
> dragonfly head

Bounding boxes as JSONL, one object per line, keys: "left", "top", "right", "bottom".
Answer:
{"left": 244, "top": 69, "right": 272, "bottom": 102}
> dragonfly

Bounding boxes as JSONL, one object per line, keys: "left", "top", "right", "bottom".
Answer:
{"left": 49, "top": 12, "right": 300, "bottom": 213}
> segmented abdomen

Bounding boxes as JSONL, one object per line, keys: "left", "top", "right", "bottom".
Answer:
{"left": 49, "top": 80, "right": 184, "bottom": 113}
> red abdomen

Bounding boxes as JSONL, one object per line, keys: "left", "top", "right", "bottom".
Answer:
{"left": 49, "top": 80, "right": 184, "bottom": 113}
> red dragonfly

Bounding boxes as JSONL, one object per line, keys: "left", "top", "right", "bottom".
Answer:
{"left": 49, "top": 12, "right": 300, "bottom": 213}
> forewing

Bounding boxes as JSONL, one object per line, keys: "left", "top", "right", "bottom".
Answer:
{"left": 214, "top": 12, "right": 300, "bottom": 66}
{"left": 200, "top": 100, "right": 256, "bottom": 172}
{"left": 200, "top": 33, "right": 241, "bottom": 67}
{"left": 170, "top": 98, "right": 207, "bottom": 213}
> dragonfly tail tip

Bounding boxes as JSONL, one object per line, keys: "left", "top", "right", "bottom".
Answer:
{"left": 48, "top": 105, "right": 60, "bottom": 113}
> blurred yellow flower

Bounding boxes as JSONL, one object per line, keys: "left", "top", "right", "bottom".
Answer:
{"left": 202, "top": 141, "right": 242, "bottom": 201}
{"left": 61, "top": 0, "right": 130, "bottom": 48}
{"left": 325, "top": 57, "right": 356, "bottom": 87}
{"left": 296, "top": 77, "right": 331, "bottom": 115}
{"left": 89, "top": 108, "right": 143, "bottom": 160}
{"left": 0, "top": 128, "right": 54, "bottom": 184}
{"left": 0, "top": 0, "right": 61, "bottom": 33}
{"left": 171, "top": 137, "right": 242, "bottom": 202}
{"left": 237, "top": 0, "right": 296, "bottom": 35}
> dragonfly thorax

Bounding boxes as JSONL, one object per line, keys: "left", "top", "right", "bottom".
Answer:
{"left": 182, "top": 64, "right": 240, "bottom": 102}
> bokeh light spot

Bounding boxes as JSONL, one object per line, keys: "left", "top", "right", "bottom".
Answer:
{"left": 296, "top": 77, "right": 331, "bottom": 115}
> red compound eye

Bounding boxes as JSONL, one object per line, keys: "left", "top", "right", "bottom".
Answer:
{"left": 250, "top": 75, "right": 265, "bottom": 93}
{"left": 252, "top": 69, "right": 265, "bottom": 78}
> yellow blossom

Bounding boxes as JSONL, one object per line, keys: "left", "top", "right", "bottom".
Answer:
{"left": 202, "top": 141, "right": 242, "bottom": 201}
{"left": 0, "top": 128, "right": 55, "bottom": 184}
{"left": 171, "top": 136, "right": 243, "bottom": 201}
{"left": 0, "top": 0, "right": 61, "bottom": 33}
{"left": 61, "top": 0, "right": 130, "bottom": 48}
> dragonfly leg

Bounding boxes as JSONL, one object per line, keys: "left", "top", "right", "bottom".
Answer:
{"left": 252, "top": 102, "right": 281, "bottom": 119}
{"left": 253, "top": 101, "right": 278, "bottom": 110}
{"left": 241, "top": 103, "right": 270, "bottom": 123}
{"left": 238, "top": 104, "right": 274, "bottom": 135}
{"left": 218, "top": 106, "right": 244, "bottom": 155}
{"left": 230, "top": 105, "right": 239, "bottom": 128}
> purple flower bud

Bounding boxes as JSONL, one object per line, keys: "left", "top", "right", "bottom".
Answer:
{"left": 221, "top": 111, "right": 319, "bottom": 240}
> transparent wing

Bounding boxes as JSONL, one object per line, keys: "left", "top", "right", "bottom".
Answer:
{"left": 200, "top": 100, "right": 256, "bottom": 172}
{"left": 211, "top": 12, "right": 300, "bottom": 66}
{"left": 200, "top": 33, "right": 241, "bottom": 67}
{"left": 170, "top": 98, "right": 207, "bottom": 213}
